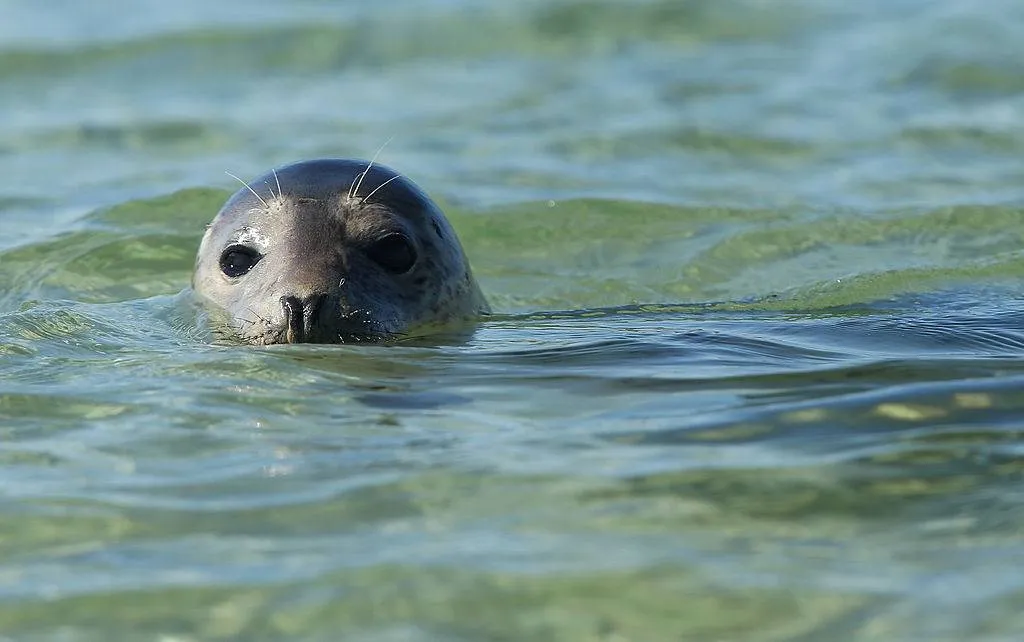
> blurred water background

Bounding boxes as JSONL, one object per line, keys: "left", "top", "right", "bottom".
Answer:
{"left": 3, "top": 1, "right": 1024, "bottom": 639}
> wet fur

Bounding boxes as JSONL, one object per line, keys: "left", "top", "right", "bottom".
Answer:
{"left": 193, "top": 159, "right": 489, "bottom": 345}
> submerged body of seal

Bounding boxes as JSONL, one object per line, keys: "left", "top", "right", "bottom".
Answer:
{"left": 192, "top": 158, "right": 489, "bottom": 345}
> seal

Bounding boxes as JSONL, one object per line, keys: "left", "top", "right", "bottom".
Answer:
{"left": 192, "top": 158, "right": 489, "bottom": 345}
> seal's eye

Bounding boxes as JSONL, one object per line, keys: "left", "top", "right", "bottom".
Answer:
{"left": 366, "top": 233, "right": 417, "bottom": 274}
{"left": 219, "top": 244, "right": 261, "bottom": 278}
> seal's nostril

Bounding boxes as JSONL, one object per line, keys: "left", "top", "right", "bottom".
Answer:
{"left": 281, "top": 295, "right": 304, "bottom": 344}
{"left": 282, "top": 294, "right": 327, "bottom": 344}
{"left": 303, "top": 294, "right": 327, "bottom": 337}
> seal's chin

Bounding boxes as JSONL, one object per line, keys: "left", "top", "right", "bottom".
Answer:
{"left": 207, "top": 295, "right": 397, "bottom": 346}
{"left": 240, "top": 321, "right": 396, "bottom": 346}
{"left": 278, "top": 294, "right": 398, "bottom": 344}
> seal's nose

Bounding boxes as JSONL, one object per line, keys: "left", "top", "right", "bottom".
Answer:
{"left": 281, "top": 294, "right": 327, "bottom": 344}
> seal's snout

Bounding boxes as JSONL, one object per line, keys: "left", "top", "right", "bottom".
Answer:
{"left": 281, "top": 294, "right": 326, "bottom": 344}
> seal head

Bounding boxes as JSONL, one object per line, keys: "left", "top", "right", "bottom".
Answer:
{"left": 193, "top": 159, "right": 488, "bottom": 344}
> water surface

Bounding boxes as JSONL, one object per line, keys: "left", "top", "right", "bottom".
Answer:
{"left": 2, "top": 1, "right": 1024, "bottom": 640}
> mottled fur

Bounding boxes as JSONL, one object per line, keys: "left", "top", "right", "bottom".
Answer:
{"left": 193, "top": 159, "right": 488, "bottom": 344}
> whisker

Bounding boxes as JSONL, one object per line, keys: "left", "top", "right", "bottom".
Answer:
{"left": 350, "top": 135, "right": 395, "bottom": 201}
{"left": 361, "top": 174, "right": 402, "bottom": 204}
{"left": 247, "top": 307, "right": 271, "bottom": 325}
{"left": 272, "top": 168, "right": 283, "bottom": 200}
{"left": 225, "top": 171, "right": 269, "bottom": 209}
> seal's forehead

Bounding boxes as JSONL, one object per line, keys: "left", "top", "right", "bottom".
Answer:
{"left": 210, "top": 158, "right": 440, "bottom": 242}
{"left": 269, "top": 159, "right": 434, "bottom": 217}
{"left": 271, "top": 159, "right": 369, "bottom": 196}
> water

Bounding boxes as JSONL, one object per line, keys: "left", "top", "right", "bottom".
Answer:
{"left": 2, "top": 0, "right": 1024, "bottom": 639}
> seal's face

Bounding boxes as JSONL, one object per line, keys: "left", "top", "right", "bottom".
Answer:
{"left": 192, "top": 159, "right": 488, "bottom": 345}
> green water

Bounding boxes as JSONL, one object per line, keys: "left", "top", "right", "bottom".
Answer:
{"left": 3, "top": 1, "right": 1024, "bottom": 640}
